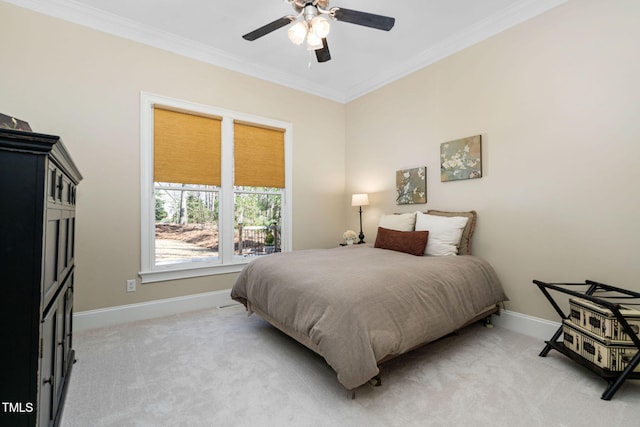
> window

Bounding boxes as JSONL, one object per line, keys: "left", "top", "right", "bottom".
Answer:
{"left": 140, "top": 92, "right": 292, "bottom": 283}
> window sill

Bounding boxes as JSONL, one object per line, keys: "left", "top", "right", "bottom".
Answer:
{"left": 139, "top": 261, "right": 248, "bottom": 284}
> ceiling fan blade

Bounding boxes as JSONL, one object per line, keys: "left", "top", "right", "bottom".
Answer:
{"left": 315, "top": 38, "right": 331, "bottom": 63}
{"left": 332, "top": 8, "right": 395, "bottom": 31}
{"left": 242, "top": 16, "right": 294, "bottom": 41}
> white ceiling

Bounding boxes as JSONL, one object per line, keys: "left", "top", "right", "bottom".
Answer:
{"left": 7, "top": 0, "right": 566, "bottom": 103}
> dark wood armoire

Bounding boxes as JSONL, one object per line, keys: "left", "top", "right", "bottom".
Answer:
{"left": 0, "top": 128, "right": 82, "bottom": 426}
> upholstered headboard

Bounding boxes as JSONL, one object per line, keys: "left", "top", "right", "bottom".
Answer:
{"left": 426, "top": 210, "right": 477, "bottom": 255}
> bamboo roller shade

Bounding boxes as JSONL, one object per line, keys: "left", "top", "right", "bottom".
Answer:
{"left": 234, "top": 121, "right": 285, "bottom": 188}
{"left": 154, "top": 107, "right": 221, "bottom": 186}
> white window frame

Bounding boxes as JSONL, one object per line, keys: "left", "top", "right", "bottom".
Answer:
{"left": 139, "top": 92, "right": 292, "bottom": 283}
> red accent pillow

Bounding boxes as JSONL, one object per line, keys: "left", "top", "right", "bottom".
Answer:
{"left": 374, "top": 227, "right": 429, "bottom": 256}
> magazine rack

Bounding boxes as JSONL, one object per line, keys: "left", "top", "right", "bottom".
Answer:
{"left": 533, "top": 279, "right": 640, "bottom": 400}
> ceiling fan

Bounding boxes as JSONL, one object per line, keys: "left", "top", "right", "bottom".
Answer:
{"left": 242, "top": 0, "right": 395, "bottom": 63}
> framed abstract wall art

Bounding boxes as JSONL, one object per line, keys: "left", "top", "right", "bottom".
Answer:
{"left": 440, "top": 135, "right": 482, "bottom": 182}
{"left": 396, "top": 166, "right": 426, "bottom": 204}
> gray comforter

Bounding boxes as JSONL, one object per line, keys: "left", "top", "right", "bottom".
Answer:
{"left": 231, "top": 245, "right": 506, "bottom": 390}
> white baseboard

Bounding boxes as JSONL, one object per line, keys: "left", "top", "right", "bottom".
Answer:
{"left": 75, "top": 291, "right": 560, "bottom": 340}
{"left": 492, "top": 309, "right": 560, "bottom": 341}
{"left": 73, "top": 290, "right": 236, "bottom": 332}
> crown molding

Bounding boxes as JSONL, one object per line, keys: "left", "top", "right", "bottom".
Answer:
{"left": 4, "top": 0, "right": 567, "bottom": 104}
{"left": 3, "top": 0, "right": 347, "bottom": 102}
{"left": 342, "top": 0, "right": 568, "bottom": 102}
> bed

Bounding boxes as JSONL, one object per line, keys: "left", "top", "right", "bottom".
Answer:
{"left": 231, "top": 210, "right": 507, "bottom": 391}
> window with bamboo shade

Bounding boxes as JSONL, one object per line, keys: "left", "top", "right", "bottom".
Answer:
{"left": 233, "top": 121, "right": 285, "bottom": 188}
{"left": 154, "top": 107, "right": 221, "bottom": 186}
{"left": 140, "top": 92, "right": 291, "bottom": 283}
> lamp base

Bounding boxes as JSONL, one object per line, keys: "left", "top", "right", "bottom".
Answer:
{"left": 358, "top": 206, "right": 365, "bottom": 244}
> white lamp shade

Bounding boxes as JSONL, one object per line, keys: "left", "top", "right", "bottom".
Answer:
{"left": 311, "top": 16, "right": 330, "bottom": 38}
{"left": 306, "top": 32, "right": 323, "bottom": 50}
{"left": 351, "top": 193, "right": 370, "bottom": 207}
{"left": 288, "top": 21, "right": 308, "bottom": 45}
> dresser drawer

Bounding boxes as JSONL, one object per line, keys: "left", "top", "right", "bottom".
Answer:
{"left": 48, "top": 163, "right": 77, "bottom": 207}
{"left": 43, "top": 203, "right": 76, "bottom": 309}
{"left": 40, "top": 279, "right": 72, "bottom": 427}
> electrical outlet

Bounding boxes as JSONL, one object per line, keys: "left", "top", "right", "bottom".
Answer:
{"left": 126, "top": 279, "right": 136, "bottom": 292}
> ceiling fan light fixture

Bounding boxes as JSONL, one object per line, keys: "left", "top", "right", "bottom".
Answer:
{"left": 306, "top": 32, "right": 323, "bottom": 51}
{"left": 311, "top": 16, "right": 330, "bottom": 38}
{"left": 287, "top": 21, "right": 308, "bottom": 45}
{"left": 243, "top": 1, "right": 395, "bottom": 64}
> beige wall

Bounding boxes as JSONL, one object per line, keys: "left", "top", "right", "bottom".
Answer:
{"left": 0, "top": 2, "right": 346, "bottom": 311}
{"left": 3, "top": 0, "right": 639, "bottom": 321}
{"left": 345, "top": 0, "right": 640, "bottom": 321}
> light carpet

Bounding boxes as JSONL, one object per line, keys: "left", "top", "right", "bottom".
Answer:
{"left": 60, "top": 305, "right": 640, "bottom": 427}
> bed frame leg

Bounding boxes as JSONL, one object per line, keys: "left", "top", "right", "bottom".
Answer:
{"left": 484, "top": 315, "right": 494, "bottom": 328}
{"left": 368, "top": 375, "right": 382, "bottom": 387}
{"left": 348, "top": 389, "right": 356, "bottom": 400}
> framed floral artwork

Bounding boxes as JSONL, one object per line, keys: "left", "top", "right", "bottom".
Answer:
{"left": 440, "top": 135, "right": 482, "bottom": 182}
{"left": 396, "top": 166, "right": 426, "bottom": 204}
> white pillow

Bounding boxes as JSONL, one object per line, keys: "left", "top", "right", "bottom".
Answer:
{"left": 414, "top": 212, "right": 469, "bottom": 256}
{"left": 378, "top": 212, "right": 416, "bottom": 232}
